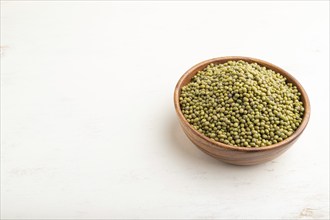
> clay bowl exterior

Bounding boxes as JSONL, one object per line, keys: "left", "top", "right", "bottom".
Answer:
{"left": 174, "top": 56, "right": 310, "bottom": 165}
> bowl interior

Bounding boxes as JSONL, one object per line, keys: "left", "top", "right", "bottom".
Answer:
{"left": 174, "top": 56, "right": 310, "bottom": 152}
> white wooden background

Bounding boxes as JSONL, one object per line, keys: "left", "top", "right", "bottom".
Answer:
{"left": 1, "top": 1, "right": 329, "bottom": 219}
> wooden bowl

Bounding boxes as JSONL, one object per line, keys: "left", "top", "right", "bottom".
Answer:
{"left": 174, "top": 56, "right": 310, "bottom": 165}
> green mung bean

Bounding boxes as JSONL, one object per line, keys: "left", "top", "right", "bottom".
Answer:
{"left": 179, "top": 60, "right": 304, "bottom": 147}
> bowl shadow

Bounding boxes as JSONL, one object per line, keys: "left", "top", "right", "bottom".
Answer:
{"left": 168, "top": 113, "right": 234, "bottom": 167}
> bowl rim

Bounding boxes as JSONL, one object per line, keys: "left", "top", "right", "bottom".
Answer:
{"left": 174, "top": 56, "right": 311, "bottom": 152}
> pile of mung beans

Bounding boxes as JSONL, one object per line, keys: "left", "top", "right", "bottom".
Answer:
{"left": 179, "top": 60, "right": 304, "bottom": 147}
